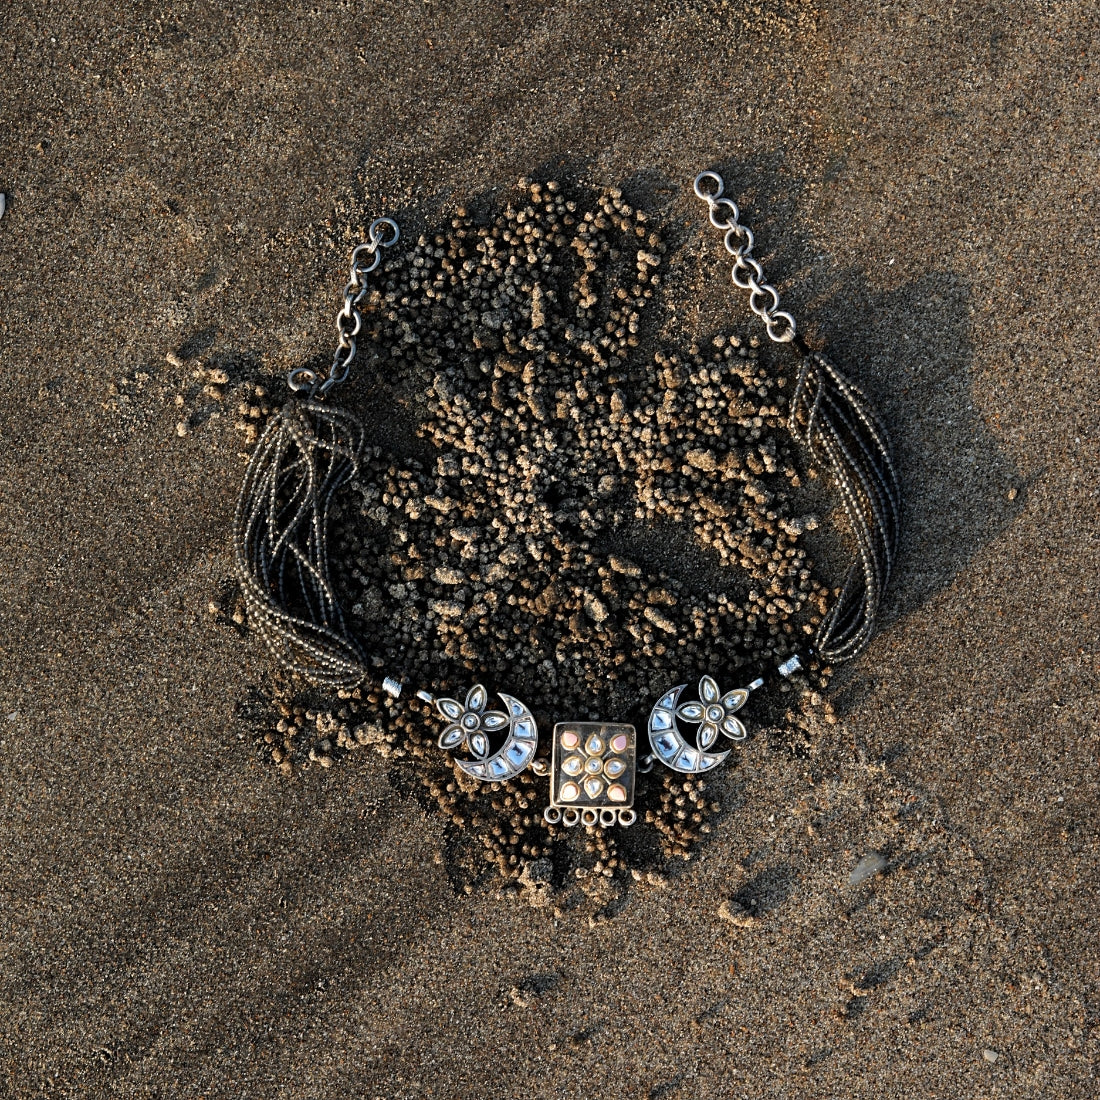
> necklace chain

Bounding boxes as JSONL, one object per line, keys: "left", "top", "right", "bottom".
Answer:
{"left": 292, "top": 179, "right": 789, "bottom": 394}
{"left": 693, "top": 171, "right": 796, "bottom": 344}
{"left": 287, "top": 216, "right": 400, "bottom": 397}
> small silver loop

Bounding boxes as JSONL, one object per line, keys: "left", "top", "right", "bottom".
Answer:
{"left": 598, "top": 808, "right": 617, "bottom": 827}
{"left": 353, "top": 249, "right": 382, "bottom": 276}
{"left": 731, "top": 256, "right": 764, "bottom": 290}
{"left": 349, "top": 242, "right": 376, "bottom": 266}
{"left": 693, "top": 171, "right": 725, "bottom": 201}
{"left": 637, "top": 754, "right": 655, "bottom": 774}
{"left": 333, "top": 336, "right": 356, "bottom": 368}
{"left": 337, "top": 309, "right": 363, "bottom": 338}
{"left": 369, "top": 217, "right": 400, "bottom": 248}
{"left": 581, "top": 808, "right": 599, "bottom": 827}
{"left": 724, "top": 224, "right": 753, "bottom": 257}
{"left": 708, "top": 197, "right": 739, "bottom": 229}
{"left": 765, "top": 311, "right": 797, "bottom": 342}
{"left": 617, "top": 808, "right": 637, "bottom": 827}
{"left": 330, "top": 353, "right": 352, "bottom": 381}
{"left": 543, "top": 805, "right": 561, "bottom": 824}
{"left": 749, "top": 282, "right": 781, "bottom": 317}
{"left": 562, "top": 808, "right": 581, "bottom": 828}
{"left": 332, "top": 347, "right": 353, "bottom": 375}
{"left": 287, "top": 366, "right": 318, "bottom": 392}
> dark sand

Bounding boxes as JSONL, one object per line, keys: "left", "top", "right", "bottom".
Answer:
{"left": 2, "top": 2, "right": 1098, "bottom": 1096}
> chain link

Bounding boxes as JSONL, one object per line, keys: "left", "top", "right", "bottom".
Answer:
{"left": 287, "top": 216, "right": 401, "bottom": 397}
{"left": 693, "top": 171, "right": 796, "bottom": 344}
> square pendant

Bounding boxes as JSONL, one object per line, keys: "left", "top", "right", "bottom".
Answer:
{"left": 550, "top": 721, "right": 637, "bottom": 812}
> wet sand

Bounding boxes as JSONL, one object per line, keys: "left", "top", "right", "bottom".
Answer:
{"left": 1, "top": 2, "right": 1098, "bottom": 1096}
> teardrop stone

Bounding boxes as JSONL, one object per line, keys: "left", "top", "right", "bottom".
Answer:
{"left": 561, "top": 754, "right": 584, "bottom": 776}
{"left": 583, "top": 776, "right": 604, "bottom": 799}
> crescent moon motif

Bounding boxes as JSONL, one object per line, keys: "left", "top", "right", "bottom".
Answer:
{"left": 648, "top": 684, "right": 731, "bottom": 774}
{"left": 454, "top": 693, "right": 539, "bottom": 782}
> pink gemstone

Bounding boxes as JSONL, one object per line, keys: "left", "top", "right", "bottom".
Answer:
{"left": 607, "top": 784, "right": 627, "bottom": 803}
{"left": 610, "top": 733, "right": 629, "bottom": 753}
{"left": 560, "top": 731, "right": 579, "bottom": 749}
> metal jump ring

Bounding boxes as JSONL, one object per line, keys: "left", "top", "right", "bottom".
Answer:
{"left": 333, "top": 337, "right": 357, "bottom": 369}
{"left": 287, "top": 366, "right": 319, "bottom": 392}
{"left": 369, "top": 216, "right": 400, "bottom": 248}
{"left": 695, "top": 168, "right": 797, "bottom": 347}
{"left": 731, "top": 256, "right": 764, "bottom": 290}
{"left": 337, "top": 308, "right": 363, "bottom": 338}
{"left": 765, "top": 311, "right": 797, "bottom": 342}
{"left": 326, "top": 367, "right": 347, "bottom": 390}
{"left": 352, "top": 249, "right": 382, "bottom": 277}
{"left": 724, "top": 224, "right": 753, "bottom": 257}
{"left": 749, "top": 283, "right": 781, "bottom": 317}
{"left": 708, "top": 197, "right": 739, "bottom": 229}
{"left": 693, "top": 171, "right": 725, "bottom": 201}
{"left": 349, "top": 242, "right": 376, "bottom": 266}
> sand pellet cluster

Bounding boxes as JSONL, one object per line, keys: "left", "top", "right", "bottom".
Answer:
{"left": 253, "top": 181, "right": 839, "bottom": 890}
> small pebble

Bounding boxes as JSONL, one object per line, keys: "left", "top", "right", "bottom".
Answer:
{"left": 583, "top": 594, "right": 609, "bottom": 623}
{"left": 848, "top": 852, "right": 888, "bottom": 886}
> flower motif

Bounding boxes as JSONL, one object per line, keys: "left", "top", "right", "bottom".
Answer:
{"left": 436, "top": 684, "right": 509, "bottom": 761}
{"left": 557, "top": 725, "right": 633, "bottom": 803}
{"left": 675, "top": 675, "right": 749, "bottom": 750}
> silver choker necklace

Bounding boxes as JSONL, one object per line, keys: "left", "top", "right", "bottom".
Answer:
{"left": 233, "top": 171, "right": 901, "bottom": 830}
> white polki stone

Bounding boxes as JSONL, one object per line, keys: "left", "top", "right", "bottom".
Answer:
{"left": 583, "top": 776, "right": 604, "bottom": 799}
{"left": 561, "top": 754, "right": 584, "bottom": 776}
